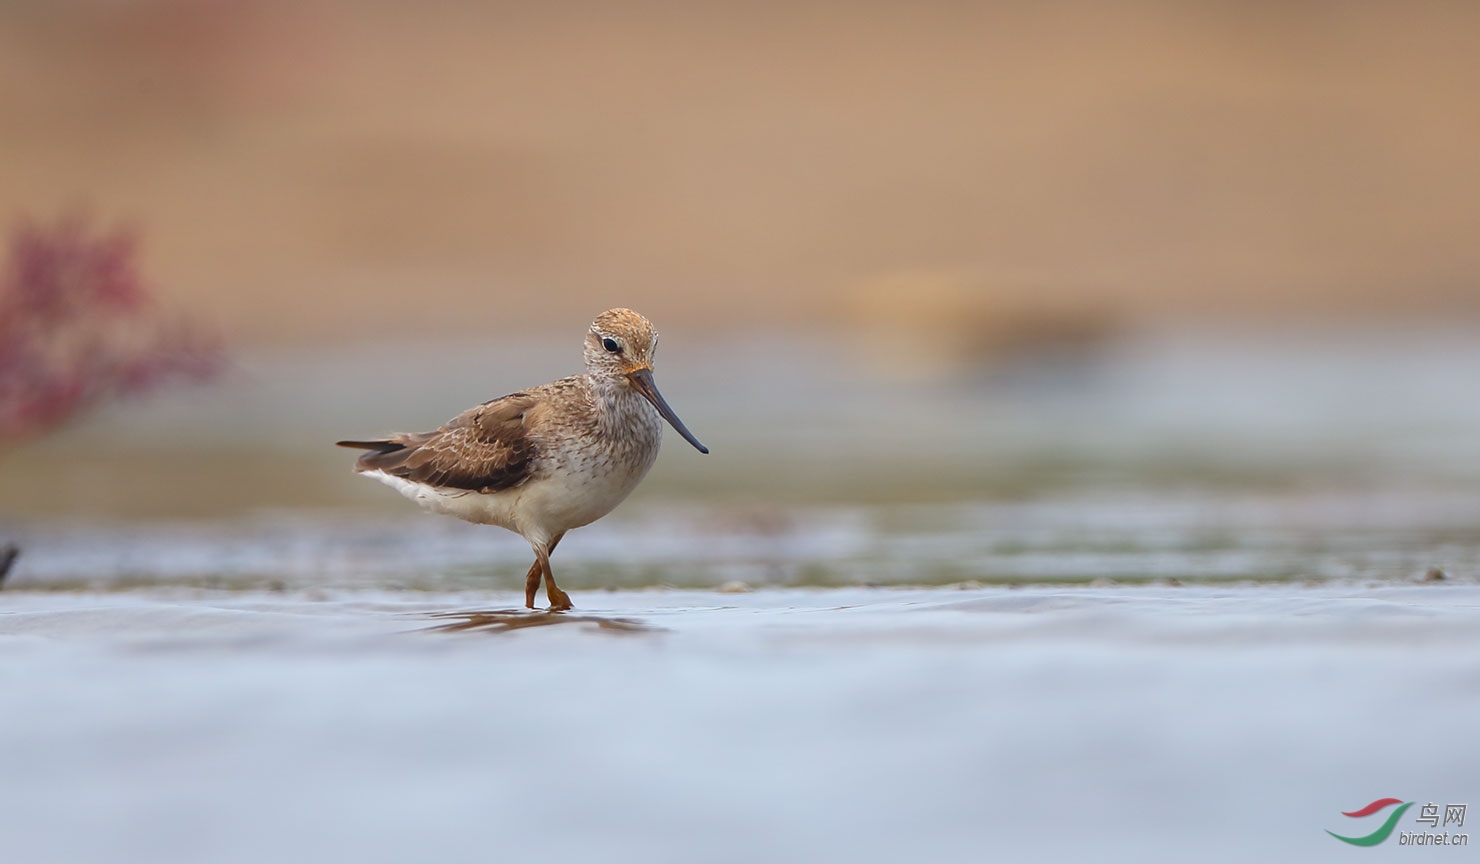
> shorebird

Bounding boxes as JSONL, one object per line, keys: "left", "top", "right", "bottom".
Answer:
{"left": 337, "top": 308, "right": 708, "bottom": 611}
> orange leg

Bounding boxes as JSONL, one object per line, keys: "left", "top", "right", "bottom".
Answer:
{"left": 523, "top": 532, "right": 566, "bottom": 609}
{"left": 522, "top": 560, "right": 542, "bottom": 609}
{"left": 539, "top": 551, "right": 573, "bottom": 612}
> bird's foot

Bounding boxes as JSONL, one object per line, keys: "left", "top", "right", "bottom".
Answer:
{"left": 546, "top": 587, "right": 573, "bottom": 612}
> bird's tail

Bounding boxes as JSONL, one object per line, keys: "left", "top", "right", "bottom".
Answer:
{"left": 335, "top": 439, "right": 403, "bottom": 453}
{"left": 335, "top": 438, "right": 410, "bottom": 473}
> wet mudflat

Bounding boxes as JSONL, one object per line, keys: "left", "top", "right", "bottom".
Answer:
{"left": 2, "top": 330, "right": 1478, "bottom": 862}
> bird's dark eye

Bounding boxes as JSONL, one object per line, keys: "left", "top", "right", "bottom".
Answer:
{"left": 602, "top": 337, "right": 622, "bottom": 354}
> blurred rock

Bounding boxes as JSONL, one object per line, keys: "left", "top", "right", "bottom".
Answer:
{"left": 0, "top": 543, "right": 17, "bottom": 587}
{"left": 846, "top": 271, "right": 1120, "bottom": 380}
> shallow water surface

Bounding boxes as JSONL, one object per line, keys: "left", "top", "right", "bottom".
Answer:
{"left": 1, "top": 585, "right": 1477, "bottom": 864}
{"left": 6, "top": 487, "right": 1477, "bottom": 593}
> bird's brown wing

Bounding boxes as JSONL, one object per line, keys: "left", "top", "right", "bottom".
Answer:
{"left": 336, "top": 391, "right": 541, "bottom": 493}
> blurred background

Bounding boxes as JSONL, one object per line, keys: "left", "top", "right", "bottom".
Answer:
{"left": 3, "top": 8, "right": 1479, "bottom": 863}
{"left": 3, "top": 0, "right": 1479, "bottom": 590}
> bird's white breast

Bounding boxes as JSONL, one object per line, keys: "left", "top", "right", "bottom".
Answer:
{"left": 365, "top": 470, "right": 522, "bottom": 530}
{"left": 521, "top": 392, "right": 663, "bottom": 536}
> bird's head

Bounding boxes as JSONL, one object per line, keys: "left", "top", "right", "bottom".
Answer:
{"left": 584, "top": 308, "right": 708, "bottom": 454}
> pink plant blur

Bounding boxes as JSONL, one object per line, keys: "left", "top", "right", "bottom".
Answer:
{"left": 0, "top": 219, "right": 223, "bottom": 441}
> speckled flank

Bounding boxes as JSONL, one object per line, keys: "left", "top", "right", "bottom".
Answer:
{"left": 339, "top": 308, "right": 701, "bottom": 610}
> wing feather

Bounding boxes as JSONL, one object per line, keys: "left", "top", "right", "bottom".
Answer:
{"left": 336, "top": 391, "right": 540, "bottom": 492}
